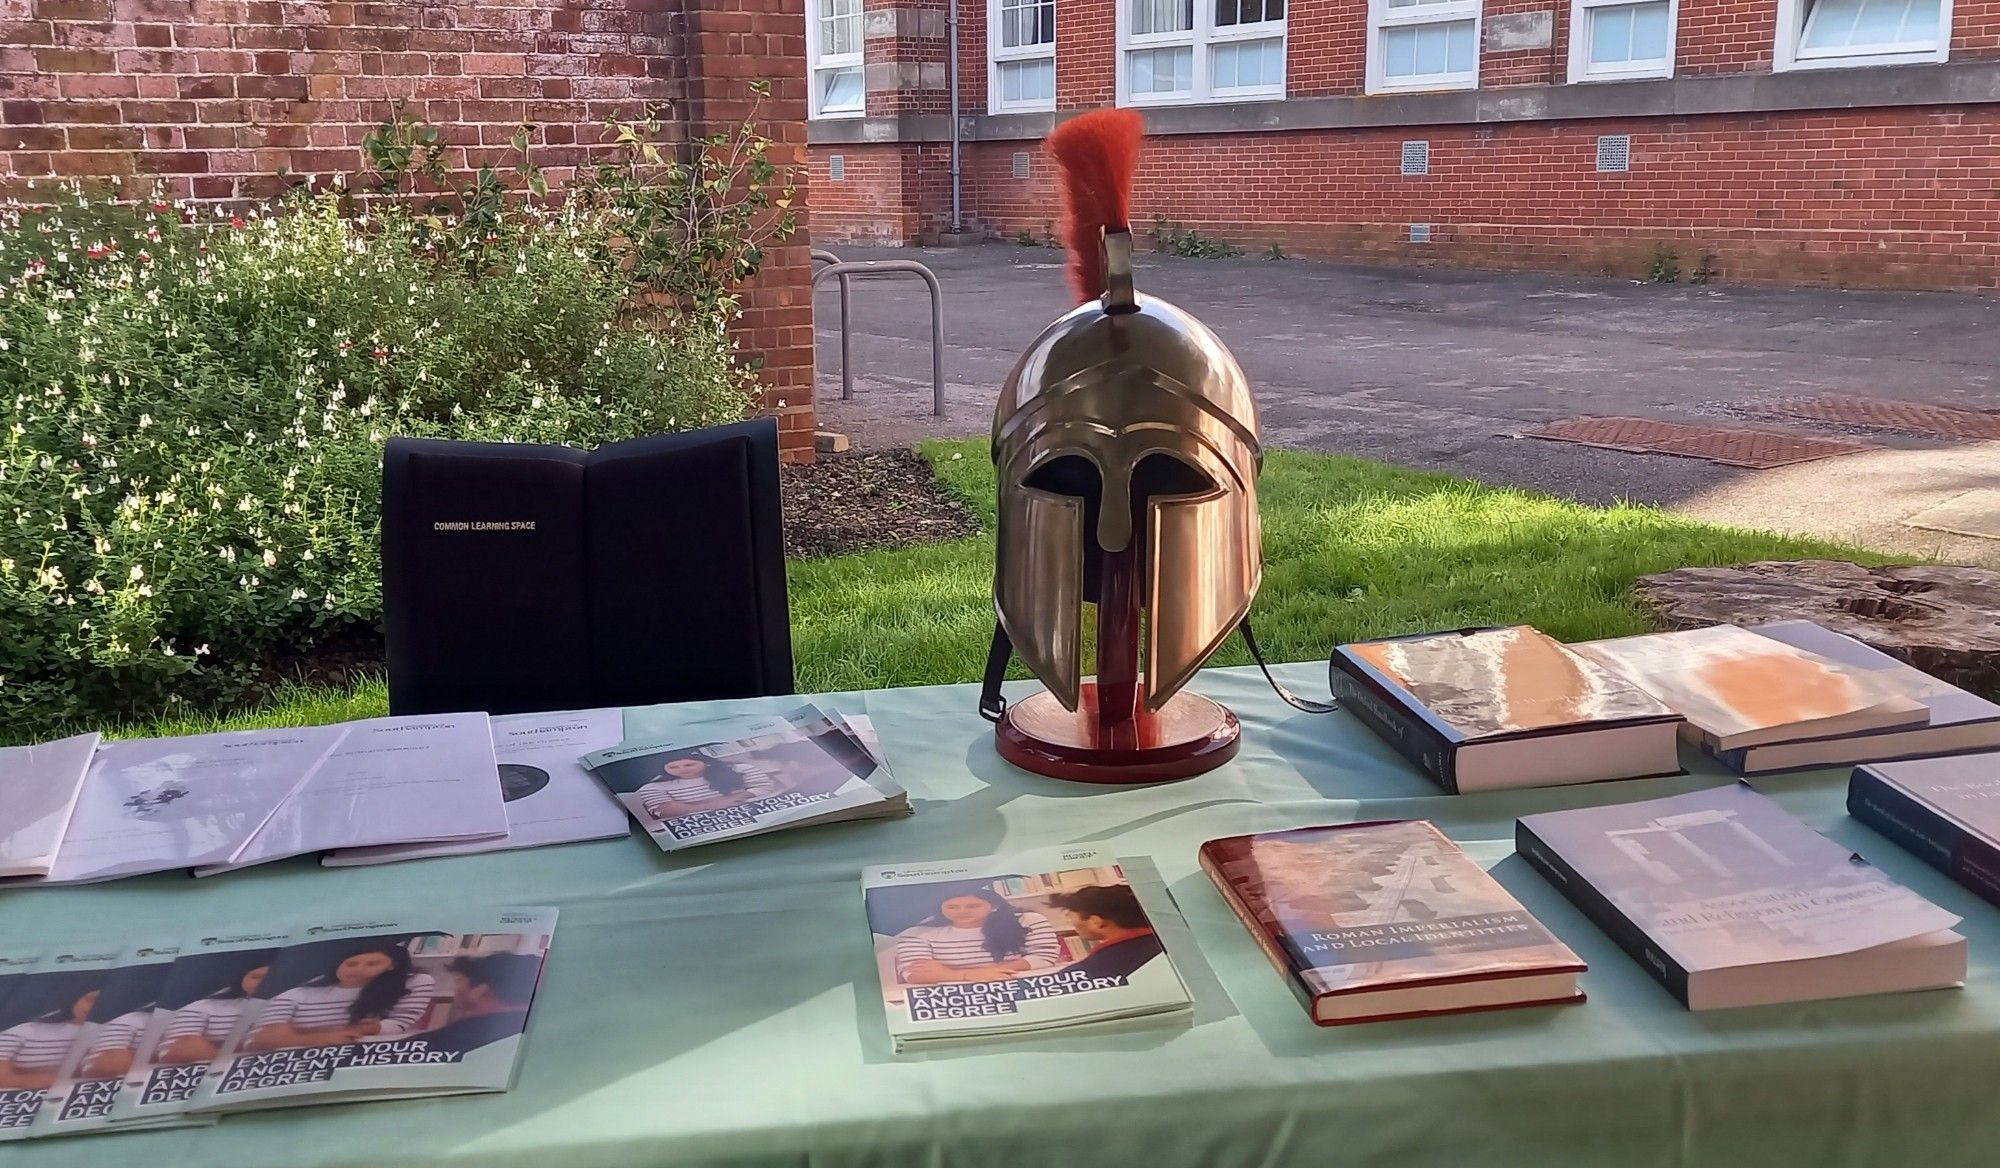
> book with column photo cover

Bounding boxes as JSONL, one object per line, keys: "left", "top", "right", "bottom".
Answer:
{"left": 862, "top": 845, "right": 1193, "bottom": 1051}
{"left": 1199, "top": 820, "right": 1586, "bottom": 1025}
{"left": 184, "top": 907, "right": 558, "bottom": 1113}
{"left": 1517, "top": 783, "right": 1965, "bottom": 1010}
{"left": 583, "top": 704, "right": 908, "bottom": 851}
{"left": 0, "top": 942, "right": 123, "bottom": 1140}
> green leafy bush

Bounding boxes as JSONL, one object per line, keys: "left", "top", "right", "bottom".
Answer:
{"left": 1, "top": 110, "right": 794, "bottom": 734}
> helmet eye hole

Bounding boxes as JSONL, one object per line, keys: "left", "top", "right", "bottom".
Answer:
{"left": 1132, "top": 452, "right": 1214, "bottom": 499}
{"left": 1023, "top": 454, "right": 1100, "bottom": 500}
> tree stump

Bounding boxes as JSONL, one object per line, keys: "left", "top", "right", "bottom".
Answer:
{"left": 1634, "top": 560, "right": 2000, "bottom": 700}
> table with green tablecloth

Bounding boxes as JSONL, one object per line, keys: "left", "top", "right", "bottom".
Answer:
{"left": 5, "top": 663, "right": 1996, "bottom": 1168}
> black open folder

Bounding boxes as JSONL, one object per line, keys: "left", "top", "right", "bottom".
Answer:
{"left": 381, "top": 418, "right": 794, "bottom": 716}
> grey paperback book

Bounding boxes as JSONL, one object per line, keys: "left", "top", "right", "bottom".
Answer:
{"left": 1517, "top": 783, "right": 1965, "bottom": 1009}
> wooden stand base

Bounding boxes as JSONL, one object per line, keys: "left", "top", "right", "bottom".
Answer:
{"left": 995, "top": 682, "right": 1240, "bottom": 785}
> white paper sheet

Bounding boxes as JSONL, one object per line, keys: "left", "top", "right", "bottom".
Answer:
{"left": 199, "top": 713, "right": 505, "bottom": 875}
{"left": 0, "top": 733, "right": 101, "bottom": 879}
{"left": 32, "top": 727, "right": 347, "bottom": 885}
{"left": 321, "top": 708, "right": 630, "bottom": 867}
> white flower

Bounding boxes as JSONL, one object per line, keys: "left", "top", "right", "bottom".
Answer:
{"left": 261, "top": 549, "right": 276, "bottom": 568}
{"left": 290, "top": 587, "right": 307, "bottom": 600}
{"left": 128, "top": 564, "right": 144, "bottom": 580}
{"left": 136, "top": 584, "right": 153, "bottom": 597}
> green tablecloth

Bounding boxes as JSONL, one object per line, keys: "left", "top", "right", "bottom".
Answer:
{"left": 5, "top": 663, "right": 1996, "bottom": 1167}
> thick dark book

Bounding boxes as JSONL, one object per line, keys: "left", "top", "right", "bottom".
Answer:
{"left": 382, "top": 418, "right": 793, "bottom": 716}
{"left": 1517, "top": 784, "right": 1964, "bottom": 1010}
{"left": 1849, "top": 755, "right": 2000, "bottom": 908}
{"left": 1712, "top": 621, "right": 2000, "bottom": 774}
{"left": 1199, "top": 820, "right": 1584, "bottom": 1025}
{"left": 1329, "top": 626, "right": 1684, "bottom": 793}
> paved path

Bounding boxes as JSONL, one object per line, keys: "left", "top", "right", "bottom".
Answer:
{"left": 811, "top": 244, "right": 2000, "bottom": 563}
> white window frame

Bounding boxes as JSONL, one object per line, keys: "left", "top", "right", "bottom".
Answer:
{"left": 1569, "top": 0, "right": 1679, "bottom": 81}
{"left": 1773, "top": 0, "right": 1952, "bottom": 71}
{"left": 990, "top": 0, "right": 1058, "bottom": 113}
{"left": 807, "top": 0, "right": 864, "bottom": 120}
{"left": 1367, "top": 0, "right": 1481, "bottom": 95}
{"left": 1114, "top": 0, "right": 1288, "bottom": 108}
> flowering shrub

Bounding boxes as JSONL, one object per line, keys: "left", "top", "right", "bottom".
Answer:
{"left": 1, "top": 119, "right": 788, "bottom": 732}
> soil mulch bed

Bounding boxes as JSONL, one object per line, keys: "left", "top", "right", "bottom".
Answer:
{"left": 781, "top": 448, "right": 977, "bottom": 558}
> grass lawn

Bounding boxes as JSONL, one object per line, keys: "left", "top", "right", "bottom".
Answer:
{"left": 119, "top": 438, "right": 1881, "bottom": 739}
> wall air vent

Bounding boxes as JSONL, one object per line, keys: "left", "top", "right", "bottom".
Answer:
{"left": 1401, "top": 140, "right": 1430, "bottom": 176}
{"left": 1596, "top": 135, "right": 1631, "bottom": 173}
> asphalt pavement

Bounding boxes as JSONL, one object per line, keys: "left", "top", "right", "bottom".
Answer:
{"left": 812, "top": 243, "right": 2000, "bottom": 563}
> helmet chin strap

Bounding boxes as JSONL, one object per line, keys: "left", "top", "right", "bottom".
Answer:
{"left": 1236, "top": 620, "right": 1338, "bottom": 715}
{"left": 979, "top": 620, "right": 1336, "bottom": 724}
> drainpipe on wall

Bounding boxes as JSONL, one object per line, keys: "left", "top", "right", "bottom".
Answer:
{"left": 947, "top": 0, "right": 962, "bottom": 231}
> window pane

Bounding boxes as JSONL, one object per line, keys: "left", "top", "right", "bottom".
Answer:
{"left": 999, "top": 58, "right": 1055, "bottom": 103}
{"left": 1801, "top": 0, "right": 1940, "bottom": 50}
{"left": 1445, "top": 19, "right": 1474, "bottom": 71}
{"left": 1385, "top": 26, "right": 1418, "bottom": 75}
{"left": 1002, "top": 0, "right": 1056, "bottom": 48}
{"left": 821, "top": 12, "right": 860, "bottom": 56}
{"left": 1132, "top": 0, "right": 1194, "bottom": 35}
{"left": 1213, "top": 37, "right": 1284, "bottom": 88}
{"left": 1128, "top": 45, "right": 1193, "bottom": 92}
{"left": 1384, "top": 19, "right": 1473, "bottom": 79}
{"left": 818, "top": 66, "right": 863, "bottom": 112}
{"left": 1217, "top": 0, "right": 1283, "bottom": 24}
{"left": 1629, "top": 2, "right": 1670, "bottom": 59}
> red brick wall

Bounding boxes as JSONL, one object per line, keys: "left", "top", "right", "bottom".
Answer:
{"left": 955, "top": 108, "right": 2000, "bottom": 289}
{"left": 1055, "top": 0, "right": 1114, "bottom": 106}
{"left": 2, "top": 0, "right": 818, "bottom": 457}
{"left": 809, "top": 0, "right": 2000, "bottom": 289}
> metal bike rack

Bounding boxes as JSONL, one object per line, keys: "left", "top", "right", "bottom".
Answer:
{"left": 810, "top": 253, "right": 947, "bottom": 417}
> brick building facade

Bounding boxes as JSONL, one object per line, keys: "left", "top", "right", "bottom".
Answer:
{"left": 807, "top": 0, "right": 2000, "bottom": 289}
{"left": 0, "top": 0, "right": 818, "bottom": 456}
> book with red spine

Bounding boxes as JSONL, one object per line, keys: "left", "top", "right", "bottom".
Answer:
{"left": 1199, "top": 820, "right": 1585, "bottom": 1025}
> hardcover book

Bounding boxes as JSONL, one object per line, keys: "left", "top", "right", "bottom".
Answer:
{"left": 584, "top": 705, "right": 907, "bottom": 852}
{"left": 1517, "top": 783, "right": 1965, "bottom": 1010}
{"left": 1199, "top": 820, "right": 1585, "bottom": 1024}
{"left": 1849, "top": 753, "right": 2000, "bottom": 908}
{"left": 1572, "top": 625, "right": 1929, "bottom": 751}
{"left": 1329, "top": 626, "right": 1684, "bottom": 792}
{"left": 862, "top": 845, "right": 1192, "bottom": 1050}
{"left": 1713, "top": 622, "right": 2000, "bottom": 773}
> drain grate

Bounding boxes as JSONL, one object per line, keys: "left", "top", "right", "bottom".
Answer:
{"left": 1520, "top": 417, "right": 1873, "bottom": 468}
{"left": 1759, "top": 395, "right": 2000, "bottom": 441}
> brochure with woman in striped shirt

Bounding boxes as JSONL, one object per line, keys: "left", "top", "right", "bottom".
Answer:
{"left": 583, "top": 704, "right": 908, "bottom": 852}
{"left": 188, "top": 907, "right": 557, "bottom": 1113}
{"left": 33, "top": 941, "right": 211, "bottom": 1137}
{"left": 112, "top": 927, "right": 292, "bottom": 1125}
{"left": 0, "top": 942, "right": 122, "bottom": 1139}
{"left": 862, "top": 846, "right": 1193, "bottom": 1051}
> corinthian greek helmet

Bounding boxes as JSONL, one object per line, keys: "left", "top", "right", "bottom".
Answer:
{"left": 987, "top": 110, "right": 1262, "bottom": 715}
